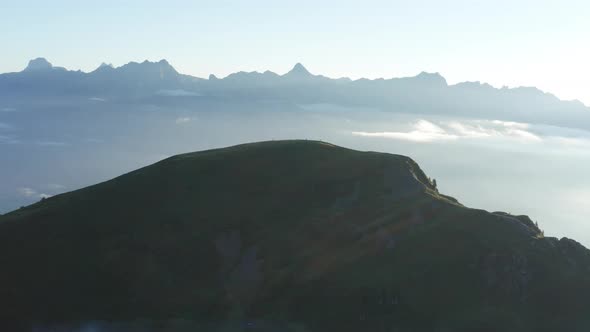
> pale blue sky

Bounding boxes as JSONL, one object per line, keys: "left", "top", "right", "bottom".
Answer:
{"left": 1, "top": 0, "right": 589, "bottom": 104}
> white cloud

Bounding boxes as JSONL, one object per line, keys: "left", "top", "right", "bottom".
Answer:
{"left": 525, "top": 123, "right": 590, "bottom": 149}
{"left": 445, "top": 119, "right": 543, "bottom": 142}
{"left": 445, "top": 121, "right": 493, "bottom": 138}
{"left": 353, "top": 120, "right": 458, "bottom": 142}
{"left": 490, "top": 120, "right": 530, "bottom": 129}
{"left": 0, "top": 107, "right": 16, "bottom": 112}
{"left": 17, "top": 187, "right": 52, "bottom": 199}
{"left": 506, "top": 128, "right": 542, "bottom": 142}
{"left": 89, "top": 97, "right": 107, "bottom": 102}
{"left": 175, "top": 117, "right": 192, "bottom": 124}
{"left": 353, "top": 119, "right": 543, "bottom": 143}
{"left": 0, "top": 122, "right": 12, "bottom": 130}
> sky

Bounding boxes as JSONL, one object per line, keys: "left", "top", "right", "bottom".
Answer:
{"left": 1, "top": 0, "right": 589, "bottom": 104}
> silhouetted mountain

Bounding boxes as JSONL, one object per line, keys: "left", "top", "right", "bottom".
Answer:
{"left": 0, "top": 58, "right": 201, "bottom": 100}
{"left": 23, "top": 58, "right": 54, "bottom": 72}
{"left": 91, "top": 62, "right": 115, "bottom": 74}
{"left": 97, "top": 62, "right": 114, "bottom": 69}
{"left": 83, "top": 59, "right": 199, "bottom": 98}
{"left": 1, "top": 140, "right": 590, "bottom": 331}
{"left": 414, "top": 71, "right": 447, "bottom": 86}
{"left": 0, "top": 58, "right": 588, "bottom": 129}
{"left": 283, "top": 63, "right": 313, "bottom": 79}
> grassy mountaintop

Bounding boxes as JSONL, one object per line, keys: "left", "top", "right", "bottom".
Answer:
{"left": 1, "top": 140, "right": 590, "bottom": 331}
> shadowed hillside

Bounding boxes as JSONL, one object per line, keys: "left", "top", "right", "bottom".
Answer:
{"left": 1, "top": 140, "right": 590, "bottom": 331}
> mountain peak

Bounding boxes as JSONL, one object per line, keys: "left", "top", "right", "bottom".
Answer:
{"left": 119, "top": 59, "right": 179, "bottom": 76}
{"left": 415, "top": 71, "right": 447, "bottom": 86}
{"left": 154, "top": 59, "right": 176, "bottom": 73}
{"left": 95, "top": 62, "right": 114, "bottom": 71}
{"left": 285, "top": 62, "right": 312, "bottom": 77}
{"left": 2, "top": 139, "right": 590, "bottom": 330}
{"left": 24, "top": 57, "right": 53, "bottom": 72}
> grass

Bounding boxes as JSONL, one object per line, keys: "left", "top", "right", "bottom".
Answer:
{"left": 1, "top": 140, "right": 590, "bottom": 331}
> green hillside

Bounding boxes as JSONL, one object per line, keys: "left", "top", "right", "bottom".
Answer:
{"left": 1, "top": 140, "right": 590, "bottom": 331}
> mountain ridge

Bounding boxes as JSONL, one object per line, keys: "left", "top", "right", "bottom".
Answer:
{"left": 1, "top": 58, "right": 589, "bottom": 131}
{"left": 1, "top": 140, "right": 590, "bottom": 331}
{"left": 2, "top": 57, "right": 583, "bottom": 103}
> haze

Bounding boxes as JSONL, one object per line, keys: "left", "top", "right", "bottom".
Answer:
{"left": 1, "top": 2, "right": 589, "bottom": 245}
{"left": 1, "top": 0, "right": 590, "bottom": 105}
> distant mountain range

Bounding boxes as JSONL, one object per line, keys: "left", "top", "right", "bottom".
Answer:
{"left": 1, "top": 58, "right": 589, "bottom": 130}
{"left": 1, "top": 141, "right": 590, "bottom": 331}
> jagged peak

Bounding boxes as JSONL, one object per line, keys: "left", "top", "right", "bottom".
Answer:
{"left": 95, "top": 62, "right": 114, "bottom": 71}
{"left": 284, "top": 62, "right": 312, "bottom": 77}
{"left": 117, "top": 59, "right": 179, "bottom": 75}
{"left": 123, "top": 59, "right": 174, "bottom": 68}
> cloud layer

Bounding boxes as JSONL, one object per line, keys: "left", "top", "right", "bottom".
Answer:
{"left": 352, "top": 119, "right": 557, "bottom": 144}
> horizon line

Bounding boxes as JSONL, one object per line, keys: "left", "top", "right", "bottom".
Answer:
{"left": 3, "top": 57, "right": 588, "bottom": 107}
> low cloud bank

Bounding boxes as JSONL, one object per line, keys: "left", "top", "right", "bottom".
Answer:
{"left": 352, "top": 119, "right": 542, "bottom": 143}
{"left": 353, "top": 119, "right": 590, "bottom": 147}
